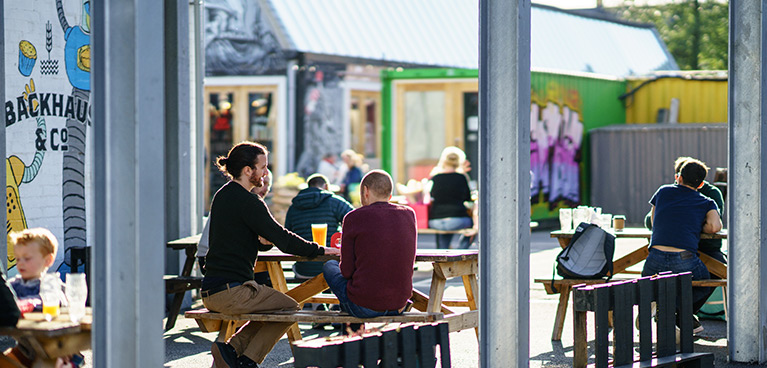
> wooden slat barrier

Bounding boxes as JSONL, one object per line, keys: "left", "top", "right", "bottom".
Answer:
{"left": 572, "top": 273, "right": 714, "bottom": 368}
{"left": 534, "top": 278, "right": 727, "bottom": 341}
{"left": 292, "top": 322, "right": 450, "bottom": 368}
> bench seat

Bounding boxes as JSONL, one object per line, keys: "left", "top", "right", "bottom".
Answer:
{"left": 185, "top": 308, "right": 443, "bottom": 324}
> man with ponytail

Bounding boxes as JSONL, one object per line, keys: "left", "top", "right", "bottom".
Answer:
{"left": 203, "top": 141, "right": 340, "bottom": 368}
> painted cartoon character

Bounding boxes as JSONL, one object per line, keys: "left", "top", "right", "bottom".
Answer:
{"left": 6, "top": 81, "right": 46, "bottom": 269}
{"left": 56, "top": 0, "right": 91, "bottom": 263}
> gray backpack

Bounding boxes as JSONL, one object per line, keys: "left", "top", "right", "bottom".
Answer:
{"left": 555, "top": 222, "right": 615, "bottom": 279}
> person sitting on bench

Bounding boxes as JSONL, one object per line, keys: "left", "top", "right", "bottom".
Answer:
{"left": 644, "top": 156, "right": 726, "bottom": 264}
{"left": 642, "top": 158, "right": 722, "bottom": 335}
{"left": 323, "top": 170, "right": 417, "bottom": 332}
{"left": 203, "top": 142, "right": 340, "bottom": 368}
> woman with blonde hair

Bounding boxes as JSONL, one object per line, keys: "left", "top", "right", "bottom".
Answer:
{"left": 428, "top": 147, "right": 473, "bottom": 249}
{"left": 340, "top": 149, "right": 365, "bottom": 202}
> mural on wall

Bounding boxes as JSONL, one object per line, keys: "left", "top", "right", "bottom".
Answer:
{"left": 204, "top": 0, "right": 287, "bottom": 76}
{"left": 295, "top": 68, "right": 345, "bottom": 178}
{"left": 530, "top": 83, "right": 584, "bottom": 211}
{"left": 4, "top": 0, "right": 93, "bottom": 272}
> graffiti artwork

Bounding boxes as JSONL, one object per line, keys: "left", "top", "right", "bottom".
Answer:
{"left": 4, "top": 0, "right": 93, "bottom": 272}
{"left": 295, "top": 68, "right": 345, "bottom": 178}
{"left": 204, "top": 0, "right": 286, "bottom": 76}
{"left": 530, "top": 84, "right": 584, "bottom": 210}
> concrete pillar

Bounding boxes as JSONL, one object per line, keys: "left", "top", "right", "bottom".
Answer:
{"left": 728, "top": 0, "right": 767, "bottom": 363}
{"left": 164, "top": 0, "right": 192, "bottom": 274}
{"left": 92, "top": 0, "right": 166, "bottom": 366}
{"left": 478, "top": 0, "right": 531, "bottom": 366}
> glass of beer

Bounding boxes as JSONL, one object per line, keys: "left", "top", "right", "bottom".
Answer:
{"left": 40, "top": 273, "right": 61, "bottom": 321}
{"left": 311, "top": 224, "right": 327, "bottom": 247}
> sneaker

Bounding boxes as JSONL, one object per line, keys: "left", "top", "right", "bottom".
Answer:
{"left": 212, "top": 342, "right": 238, "bottom": 368}
{"left": 692, "top": 315, "right": 704, "bottom": 334}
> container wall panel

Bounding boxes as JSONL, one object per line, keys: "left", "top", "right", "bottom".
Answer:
{"left": 590, "top": 124, "right": 727, "bottom": 226}
{"left": 625, "top": 78, "right": 727, "bottom": 124}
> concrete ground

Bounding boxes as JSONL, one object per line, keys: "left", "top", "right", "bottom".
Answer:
{"left": 1, "top": 230, "right": 748, "bottom": 367}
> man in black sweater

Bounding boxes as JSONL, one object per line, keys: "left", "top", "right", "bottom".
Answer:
{"left": 203, "top": 142, "right": 340, "bottom": 368}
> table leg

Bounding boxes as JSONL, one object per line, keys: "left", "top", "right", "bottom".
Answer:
{"left": 461, "top": 273, "right": 479, "bottom": 337}
{"left": 552, "top": 285, "right": 571, "bottom": 341}
{"left": 264, "top": 261, "right": 303, "bottom": 343}
{"left": 611, "top": 246, "right": 649, "bottom": 275}
{"left": 427, "top": 269, "right": 447, "bottom": 313}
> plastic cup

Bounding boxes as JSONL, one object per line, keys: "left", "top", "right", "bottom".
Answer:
{"left": 311, "top": 224, "right": 327, "bottom": 246}
{"left": 559, "top": 208, "right": 573, "bottom": 232}
{"left": 40, "top": 273, "right": 61, "bottom": 321}
{"left": 65, "top": 273, "right": 88, "bottom": 323}
{"left": 600, "top": 214, "right": 612, "bottom": 231}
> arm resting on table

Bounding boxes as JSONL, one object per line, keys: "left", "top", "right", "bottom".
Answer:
{"left": 702, "top": 209, "right": 723, "bottom": 234}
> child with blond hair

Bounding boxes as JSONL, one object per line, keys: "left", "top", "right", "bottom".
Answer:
{"left": 7, "top": 228, "right": 63, "bottom": 311}
{"left": 4, "top": 228, "right": 82, "bottom": 368}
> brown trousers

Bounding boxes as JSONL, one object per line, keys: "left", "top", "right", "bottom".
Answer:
{"left": 202, "top": 280, "right": 299, "bottom": 363}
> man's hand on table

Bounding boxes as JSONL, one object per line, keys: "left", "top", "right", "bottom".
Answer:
{"left": 323, "top": 247, "right": 341, "bottom": 255}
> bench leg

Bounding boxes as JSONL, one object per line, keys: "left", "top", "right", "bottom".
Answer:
{"left": 573, "top": 310, "right": 587, "bottom": 368}
{"left": 427, "top": 270, "right": 447, "bottom": 313}
{"left": 552, "top": 285, "right": 571, "bottom": 341}
{"left": 165, "top": 291, "right": 185, "bottom": 331}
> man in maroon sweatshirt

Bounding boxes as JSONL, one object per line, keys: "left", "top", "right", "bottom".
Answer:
{"left": 322, "top": 170, "right": 417, "bottom": 321}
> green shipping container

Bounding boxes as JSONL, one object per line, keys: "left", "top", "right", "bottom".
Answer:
{"left": 382, "top": 68, "right": 627, "bottom": 221}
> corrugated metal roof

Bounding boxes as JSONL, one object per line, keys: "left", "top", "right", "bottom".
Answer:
{"left": 266, "top": 1, "right": 677, "bottom": 77}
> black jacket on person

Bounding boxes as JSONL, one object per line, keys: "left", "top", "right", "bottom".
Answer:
{"left": 285, "top": 187, "right": 354, "bottom": 276}
{"left": 0, "top": 272, "right": 20, "bottom": 327}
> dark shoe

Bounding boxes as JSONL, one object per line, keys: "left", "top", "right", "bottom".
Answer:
{"left": 692, "top": 315, "right": 704, "bottom": 334}
{"left": 237, "top": 355, "right": 259, "bottom": 367}
{"left": 212, "top": 342, "right": 238, "bottom": 368}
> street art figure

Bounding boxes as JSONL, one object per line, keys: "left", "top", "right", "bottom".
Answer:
{"left": 295, "top": 82, "right": 344, "bottom": 178}
{"left": 205, "top": 0, "right": 286, "bottom": 75}
{"left": 530, "top": 101, "right": 583, "bottom": 209}
{"left": 56, "top": 0, "right": 91, "bottom": 264}
{"left": 6, "top": 80, "right": 47, "bottom": 269}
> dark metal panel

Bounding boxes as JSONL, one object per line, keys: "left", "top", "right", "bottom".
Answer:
{"left": 590, "top": 123, "right": 727, "bottom": 226}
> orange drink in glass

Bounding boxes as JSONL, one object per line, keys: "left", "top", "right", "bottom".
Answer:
{"left": 311, "top": 224, "right": 327, "bottom": 246}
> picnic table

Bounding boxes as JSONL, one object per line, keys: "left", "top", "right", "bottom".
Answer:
{"left": 0, "top": 309, "right": 91, "bottom": 367}
{"left": 539, "top": 227, "right": 728, "bottom": 340}
{"left": 169, "top": 234, "right": 479, "bottom": 343}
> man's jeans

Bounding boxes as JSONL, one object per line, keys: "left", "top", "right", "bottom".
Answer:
{"left": 322, "top": 260, "right": 402, "bottom": 318}
{"left": 428, "top": 217, "right": 473, "bottom": 249}
{"left": 641, "top": 248, "right": 714, "bottom": 313}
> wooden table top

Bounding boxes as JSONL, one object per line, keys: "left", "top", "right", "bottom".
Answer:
{"left": 167, "top": 233, "right": 477, "bottom": 262}
{"left": 551, "top": 227, "right": 727, "bottom": 240}
{"left": 0, "top": 311, "right": 92, "bottom": 338}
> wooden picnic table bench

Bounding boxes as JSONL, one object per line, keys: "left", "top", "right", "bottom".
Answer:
{"left": 0, "top": 309, "right": 92, "bottom": 368}
{"left": 538, "top": 227, "right": 728, "bottom": 341}
{"left": 170, "top": 234, "right": 479, "bottom": 345}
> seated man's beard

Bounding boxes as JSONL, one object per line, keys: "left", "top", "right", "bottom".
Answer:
{"left": 250, "top": 172, "right": 263, "bottom": 187}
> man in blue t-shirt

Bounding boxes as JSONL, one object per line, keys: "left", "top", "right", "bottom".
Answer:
{"left": 643, "top": 158, "right": 722, "bottom": 334}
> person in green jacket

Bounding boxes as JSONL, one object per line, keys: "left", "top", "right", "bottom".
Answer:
{"left": 645, "top": 156, "right": 725, "bottom": 263}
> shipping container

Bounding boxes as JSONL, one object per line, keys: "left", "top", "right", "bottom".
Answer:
{"left": 590, "top": 123, "right": 727, "bottom": 226}
{"left": 382, "top": 68, "right": 627, "bottom": 221}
